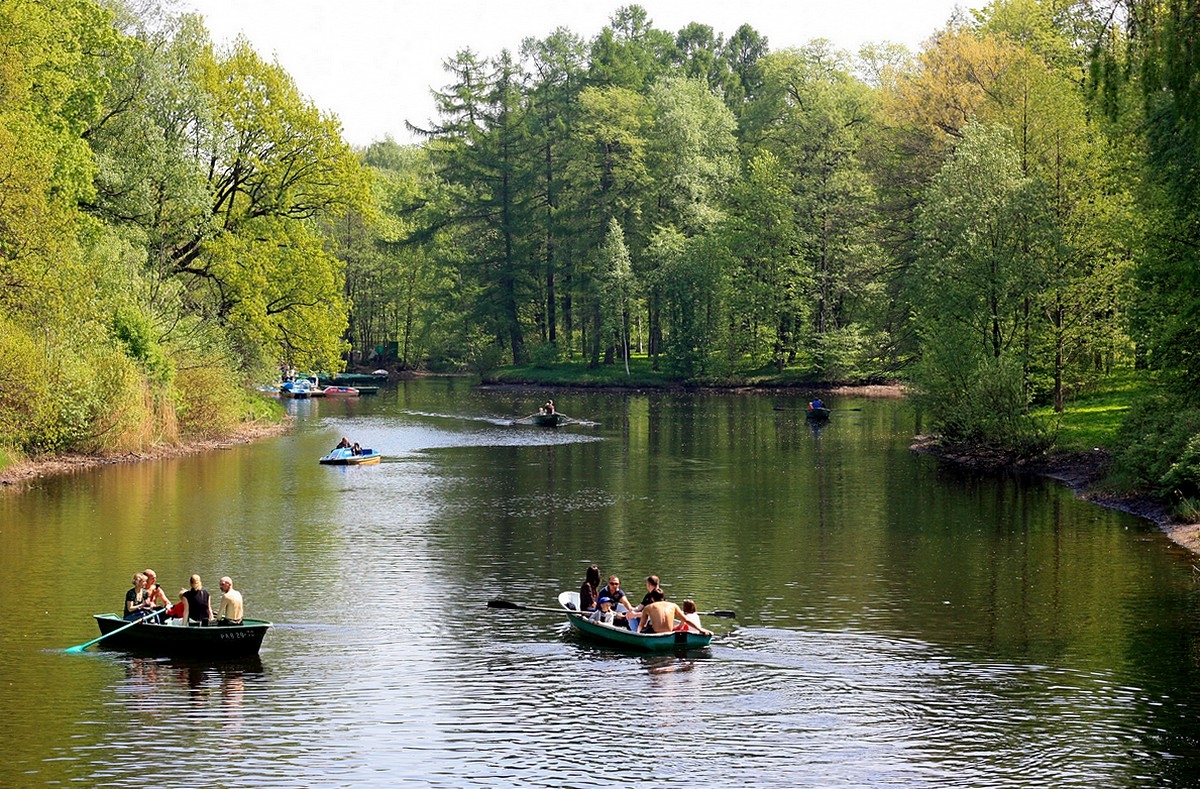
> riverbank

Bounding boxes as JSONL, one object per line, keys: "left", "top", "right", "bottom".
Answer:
{"left": 911, "top": 435, "right": 1200, "bottom": 558}
{"left": 0, "top": 419, "right": 291, "bottom": 489}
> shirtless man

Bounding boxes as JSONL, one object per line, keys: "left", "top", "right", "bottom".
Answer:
{"left": 638, "top": 589, "right": 711, "bottom": 635}
{"left": 217, "top": 576, "right": 244, "bottom": 625}
{"left": 142, "top": 569, "right": 171, "bottom": 609}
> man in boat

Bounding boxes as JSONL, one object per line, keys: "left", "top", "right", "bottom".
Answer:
{"left": 217, "top": 576, "right": 244, "bottom": 626}
{"left": 638, "top": 589, "right": 711, "bottom": 636}
{"left": 141, "top": 569, "right": 171, "bottom": 621}
{"left": 336, "top": 436, "right": 351, "bottom": 449}
{"left": 601, "top": 576, "right": 638, "bottom": 628}
{"left": 543, "top": 399, "right": 555, "bottom": 414}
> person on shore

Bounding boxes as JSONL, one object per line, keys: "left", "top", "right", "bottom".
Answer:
{"left": 580, "top": 564, "right": 602, "bottom": 612}
{"left": 124, "top": 573, "right": 153, "bottom": 621}
{"left": 217, "top": 576, "right": 244, "bottom": 626}
{"left": 639, "top": 589, "right": 711, "bottom": 635}
{"left": 588, "top": 596, "right": 616, "bottom": 626}
{"left": 181, "top": 574, "right": 213, "bottom": 626}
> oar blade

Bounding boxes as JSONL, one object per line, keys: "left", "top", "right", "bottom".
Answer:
{"left": 64, "top": 644, "right": 88, "bottom": 653}
{"left": 703, "top": 610, "right": 736, "bottom": 618}
{"left": 486, "top": 599, "right": 523, "bottom": 610}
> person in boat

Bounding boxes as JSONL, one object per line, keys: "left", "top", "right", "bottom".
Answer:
{"left": 139, "top": 568, "right": 171, "bottom": 622}
{"left": 808, "top": 398, "right": 825, "bottom": 410}
{"left": 336, "top": 436, "right": 351, "bottom": 450}
{"left": 124, "top": 573, "right": 153, "bottom": 621}
{"left": 675, "top": 599, "right": 706, "bottom": 634}
{"left": 163, "top": 589, "right": 188, "bottom": 623}
{"left": 601, "top": 575, "right": 637, "bottom": 627}
{"left": 217, "top": 576, "right": 244, "bottom": 626}
{"left": 543, "top": 399, "right": 555, "bottom": 414}
{"left": 633, "top": 574, "right": 663, "bottom": 616}
{"left": 351, "top": 442, "right": 362, "bottom": 456}
{"left": 639, "top": 589, "right": 711, "bottom": 636}
{"left": 588, "top": 596, "right": 617, "bottom": 626}
{"left": 181, "top": 574, "right": 213, "bottom": 626}
{"left": 580, "top": 565, "right": 602, "bottom": 612}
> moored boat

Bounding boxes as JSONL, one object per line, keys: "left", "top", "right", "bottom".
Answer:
{"left": 280, "top": 379, "right": 320, "bottom": 398}
{"left": 91, "top": 614, "right": 270, "bottom": 659}
{"left": 319, "top": 447, "right": 381, "bottom": 465}
{"left": 556, "top": 592, "right": 712, "bottom": 652}
{"left": 321, "top": 385, "right": 360, "bottom": 397}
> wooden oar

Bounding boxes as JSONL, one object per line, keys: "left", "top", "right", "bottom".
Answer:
{"left": 65, "top": 607, "right": 165, "bottom": 653}
{"left": 698, "top": 609, "right": 736, "bottom": 619}
{"left": 487, "top": 599, "right": 586, "bottom": 615}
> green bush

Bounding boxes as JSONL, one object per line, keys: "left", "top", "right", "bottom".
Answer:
{"left": 1109, "top": 396, "right": 1200, "bottom": 496}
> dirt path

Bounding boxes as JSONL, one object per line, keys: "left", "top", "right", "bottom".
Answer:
{"left": 0, "top": 420, "right": 291, "bottom": 489}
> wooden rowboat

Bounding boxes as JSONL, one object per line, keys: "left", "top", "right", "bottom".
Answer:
{"left": 532, "top": 413, "right": 566, "bottom": 427}
{"left": 319, "top": 447, "right": 381, "bottom": 465}
{"left": 91, "top": 614, "right": 271, "bottom": 659}
{"left": 805, "top": 406, "right": 831, "bottom": 420}
{"left": 556, "top": 592, "right": 712, "bottom": 651}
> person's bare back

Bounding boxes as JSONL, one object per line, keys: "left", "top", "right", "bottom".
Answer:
{"left": 641, "top": 600, "right": 684, "bottom": 633}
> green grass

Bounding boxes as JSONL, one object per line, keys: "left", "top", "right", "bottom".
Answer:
{"left": 1035, "top": 370, "right": 1155, "bottom": 452}
{"left": 487, "top": 357, "right": 674, "bottom": 388}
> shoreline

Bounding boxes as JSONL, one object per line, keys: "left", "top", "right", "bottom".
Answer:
{"left": 0, "top": 419, "right": 292, "bottom": 489}
{"left": 910, "top": 435, "right": 1200, "bottom": 557}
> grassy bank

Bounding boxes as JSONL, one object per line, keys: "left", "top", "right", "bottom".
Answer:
{"left": 1035, "top": 371, "right": 1151, "bottom": 453}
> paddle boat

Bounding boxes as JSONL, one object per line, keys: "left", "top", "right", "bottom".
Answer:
{"left": 318, "top": 446, "right": 381, "bottom": 465}
{"left": 280, "top": 378, "right": 320, "bottom": 398}
{"left": 321, "top": 385, "right": 360, "bottom": 397}
{"left": 86, "top": 614, "right": 271, "bottom": 659}
{"left": 555, "top": 592, "right": 712, "bottom": 652}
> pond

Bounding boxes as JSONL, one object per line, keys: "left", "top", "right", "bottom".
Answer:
{"left": 3, "top": 378, "right": 1200, "bottom": 787}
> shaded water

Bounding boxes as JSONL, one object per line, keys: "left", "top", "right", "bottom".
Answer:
{"left": 4, "top": 379, "right": 1200, "bottom": 787}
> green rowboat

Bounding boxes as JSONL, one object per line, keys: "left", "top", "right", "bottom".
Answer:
{"left": 557, "top": 592, "right": 712, "bottom": 652}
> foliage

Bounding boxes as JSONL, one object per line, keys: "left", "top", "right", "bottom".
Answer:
{"left": 1109, "top": 397, "right": 1200, "bottom": 502}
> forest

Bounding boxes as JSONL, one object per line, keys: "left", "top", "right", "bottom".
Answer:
{"left": 2, "top": 0, "right": 1199, "bottom": 513}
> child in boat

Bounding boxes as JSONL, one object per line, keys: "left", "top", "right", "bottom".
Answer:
{"left": 589, "top": 596, "right": 616, "bottom": 626}
{"left": 675, "top": 599, "right": 705, "bottom": 633}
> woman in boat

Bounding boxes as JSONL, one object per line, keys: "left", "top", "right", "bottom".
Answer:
{"left": 181, "top": 574, "right": 213, "bottom": 626}
{"left": 124, "top": 573, "right": 152, "bottom": 621}
{"left": 351, "top": 442, "right": 362, "bottom": 456}
{"left": 580, "top": 565, "right": 602, "bottom": 611}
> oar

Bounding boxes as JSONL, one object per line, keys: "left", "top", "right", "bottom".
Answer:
{"left": 698, "top": 609, "right": 736, "bottom": 619}
{"left": 487, "top": 599, "right": 586, "bottom": 616}
{"left": 65, "top": 608, "right": 165, "bottom": 653}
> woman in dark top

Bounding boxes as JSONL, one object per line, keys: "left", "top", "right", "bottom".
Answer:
{"left": 124, "top": 573, "right": 151, "bottom": 621}
{"left": 181, "top": 574, "right": 213, "bottom": 626}
{"left": 580, "top": 564, "right": 602, "bottom": 611}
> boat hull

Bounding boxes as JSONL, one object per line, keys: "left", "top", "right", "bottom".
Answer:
{"left": 319, "top": 448, "right": 381, "bottom": 465}
{"left": 805, "top": 406, "right": 831, "bottom": 420}
{"left": 93, "top": 614, "right": 270, "bottom": 659}
{"left": 532, "top": 413, "right": 565, "bottom": 427}
{"left": 556, "top": 592, "right": 712, "bottom": 652}
{"left": 321, "top": 386, "right": 360, "bottom": 397}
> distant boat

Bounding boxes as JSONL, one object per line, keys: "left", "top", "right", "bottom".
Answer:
{"left": 319, "top": 447, "right": 381, "bottom": 465}
{"left": 90, "top": 614, "right": 270, "bottom": 659}
{"left": 806, "top": 406, "right": 831, "bottom": 421}
{"left": 280, "top": 379, "right": 320, "bottom": 398}
{"left": 531, "top": 412, "right": 567, "bottom": 427}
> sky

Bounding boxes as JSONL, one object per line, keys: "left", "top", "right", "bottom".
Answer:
{"left": 182, "top": 0, "right": 971, "bottom": 147}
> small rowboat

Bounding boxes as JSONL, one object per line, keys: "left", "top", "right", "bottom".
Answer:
{"left": 321, "top": 385, "right": 360, "bottom": 397}
{"left": 532, "top": 412, "right": 567, "bottom": 427}
{"left": 556, "top": 592, "right": 712, "bottom": 652}
{"left": 805, "top": 406, "right": 831, "bottom": 421}
{"left": 91, "top": 614, "right": 271, "bottom": 659}
{"left": 319, "top": 447, "right": 381, "bottom": 465}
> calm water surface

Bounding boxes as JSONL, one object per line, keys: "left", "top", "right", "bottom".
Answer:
{"left": 3, "top": 379, "right": 1200, "bottom": 787}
